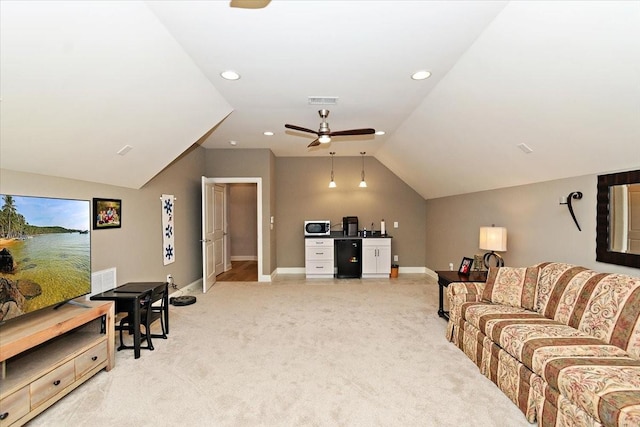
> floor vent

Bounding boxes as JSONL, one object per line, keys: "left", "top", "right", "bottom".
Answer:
{"left": 308, "top": 96, "right": 338, "bottom": 105}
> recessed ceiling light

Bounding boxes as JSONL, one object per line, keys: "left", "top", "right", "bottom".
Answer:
{"left": 411, "top": 70, "right": 431, "bottom": 80}
{"left": 263, "top": 131, "right": 274, "bottom": 136}
{"left": 375, "top": 130, "right": 385, "bottom": 136}
{"left": 229, "top": 140, "right": 238, "bottom": 146}
{"left": 220, "top": 70, "right": 241, "bottom": 80}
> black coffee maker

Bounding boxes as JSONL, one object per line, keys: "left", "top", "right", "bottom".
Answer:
{"left": 343, "top": 216, "right": 358, "bottom": 237}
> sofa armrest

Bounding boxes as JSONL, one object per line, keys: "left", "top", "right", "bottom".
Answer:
{"left": 446, "top": 282, "right": 486, "bottom": 342}
{"left": 447, "top": 281, "right": 486, "bottom": 303}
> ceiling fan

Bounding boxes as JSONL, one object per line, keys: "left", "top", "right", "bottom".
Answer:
{"left": 285, "top": 109, "right": 376, "bottom": 148}
{"left": 230, "top": 0, "right": 271, "bottom": 9}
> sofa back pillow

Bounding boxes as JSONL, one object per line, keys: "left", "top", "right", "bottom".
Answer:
{"left": 578, "top": 273, "right": 640, "bottom": 359}
{"left": 481, "top": 266, "right": 539, "bottom": 310}
{"left": 536, "top": 263, "right": 640, "bottom": 359}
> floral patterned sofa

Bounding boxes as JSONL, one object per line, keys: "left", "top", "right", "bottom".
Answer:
{"left": 446, "top": 262, "right": 640, "bottom": 426}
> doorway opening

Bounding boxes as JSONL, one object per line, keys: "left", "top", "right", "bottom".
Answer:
{"left": 201, "top": 177, "right": 264, "bottom": 293}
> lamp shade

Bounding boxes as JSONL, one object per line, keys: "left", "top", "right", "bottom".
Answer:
{"left": 479, "top": 226, "right": 507, "bottom": 252}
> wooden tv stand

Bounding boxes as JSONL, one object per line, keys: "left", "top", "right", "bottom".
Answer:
{"left": 0, "top": 300, "right": 115, "bottom": 426}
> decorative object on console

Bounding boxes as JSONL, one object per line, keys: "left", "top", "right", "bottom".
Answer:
{"left": 479, "top": 225, "right": 507, "bottom": 268}
{"left": 458, "top": 257, "right": 473, "bottom": 275}
{"left": 559, "top": 191, "right": 583, "bottom": 231}
{"left": 328, "top": 152, "right": 336, "bottom": 188}
{"left": 359, "top": 152, "right": 367, "bottom": 188}
{"left": 473, "top": 254, "right": 484, "bottom": 271}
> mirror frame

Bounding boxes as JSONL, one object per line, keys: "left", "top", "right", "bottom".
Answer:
{"left": 596, "top": 169, "right": 640, "bottom": 268}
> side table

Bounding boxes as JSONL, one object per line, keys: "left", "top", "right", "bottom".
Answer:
{"left": 435, "top": 270, "right": 487, "bottom": 320}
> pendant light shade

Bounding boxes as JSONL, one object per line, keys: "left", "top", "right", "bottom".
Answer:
{"left": 359, "top": 152, "right": 367, "bottom": 188}
{"left": 328, "top": 152, "right": 336, "bottom": 188}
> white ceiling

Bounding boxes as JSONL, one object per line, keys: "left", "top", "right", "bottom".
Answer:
{"left": 1, "top": 1, "right": 639, "bottom": 198}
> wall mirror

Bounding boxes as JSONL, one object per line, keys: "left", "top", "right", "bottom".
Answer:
{"left": 596, "top": 169, "right": 640, "bottom": 268}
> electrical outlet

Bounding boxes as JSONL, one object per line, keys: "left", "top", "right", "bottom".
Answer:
{"left": 449, "top": 263, "right": 454, "bottom": 271}
{"left": 166, "top": 274, "right": 173, "bottom": 284}
{"left": 394, "top": 255, "right": 399, "bottom": 262}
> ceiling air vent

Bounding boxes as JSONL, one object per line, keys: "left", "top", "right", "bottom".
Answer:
{"left": 308, "top": 96, "right": 338, "bottom": 105}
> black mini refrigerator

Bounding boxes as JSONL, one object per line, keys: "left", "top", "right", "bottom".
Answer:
{"left": 336, "top": 239, "right": 362, "bottom": 278}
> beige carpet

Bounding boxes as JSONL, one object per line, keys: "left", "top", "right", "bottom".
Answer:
{"left": 28, "top": 275, "right": 531, "bottom": 426}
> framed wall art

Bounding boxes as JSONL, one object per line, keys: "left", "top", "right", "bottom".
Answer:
{"left": 93, "top": 198, "right": 121, "bottom": 229}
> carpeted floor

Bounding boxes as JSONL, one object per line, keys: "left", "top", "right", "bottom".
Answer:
{"left": 27, "top": 275, "right": 531, "bottom": 426}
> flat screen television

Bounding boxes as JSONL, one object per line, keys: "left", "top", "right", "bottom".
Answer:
{"left": 0, "top": 194, "right": 91, "bottom": 323}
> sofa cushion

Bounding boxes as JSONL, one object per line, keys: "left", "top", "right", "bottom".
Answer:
{"left": 482, "top": 266, "right": 539, "bottom": 310}
{"left": 544, "top": 357, "right": 640, "bottom": 426}
{"left": 461, "top": 303, "right": 631, "bottom": 371}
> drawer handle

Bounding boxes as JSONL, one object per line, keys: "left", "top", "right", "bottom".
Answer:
{"left": 91, "top": 356, "right": 98, "bottom": 361}
{"left": 53, "top": 380, "right": 61, "bottom": 386}
{"left": 0, "top": 412, "right": 8, "bottom": 420}
{"left": 315, "top": 266, "right": 323, "bottom": 269}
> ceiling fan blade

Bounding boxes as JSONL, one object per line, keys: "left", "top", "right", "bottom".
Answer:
{"left": 329, "top": 128, "right": 376, "bottom": 137}
{"left": 285, "top": 124, "right": 319, "bottom": 135}
{"left": 230, "top": 0, "right": 271, "bottom": 9}
{"left": 307, "top": 139, "right": 321, "bottom": 148}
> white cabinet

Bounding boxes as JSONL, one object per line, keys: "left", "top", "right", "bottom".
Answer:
{"left": 361, "top": 238, "right": 391, "bottom": 278}
{"left": 305, "top": 238, "right": 334, "bottom": 278}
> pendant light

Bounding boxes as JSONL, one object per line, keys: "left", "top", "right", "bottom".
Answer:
{"left": 359, "top": 152, "right": 367, "bottom": 188}
{"left": 328, "top": 152, "right": 337, "bottom": 188}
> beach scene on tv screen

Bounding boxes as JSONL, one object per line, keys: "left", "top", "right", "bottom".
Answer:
{"left": 0, "top": 194, "right": 91, "bottom": 322}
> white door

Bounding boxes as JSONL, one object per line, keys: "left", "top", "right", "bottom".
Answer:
{"left": 201, "top": 179, "right": 216, "bottom": 293}
{"left": 213, "top": 184, "right": 226, "bottom": 276}
{"left": 202, "top": 177, "right": 264, "bottom": 283}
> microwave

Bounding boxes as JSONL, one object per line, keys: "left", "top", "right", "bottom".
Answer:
{"left": 304, "top": 220, "right": 331, "bottom": 236}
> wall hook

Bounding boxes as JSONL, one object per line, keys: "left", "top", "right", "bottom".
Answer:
{"left": 559, "top": 191, "right": 583, "bottom": 231}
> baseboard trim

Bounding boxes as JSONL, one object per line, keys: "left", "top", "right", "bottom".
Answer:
{"left": 170, "top": 278, "right": 202, "bottom": 297}
{"left": 276, "top": 267, "right": 306, "bottom": 275}
{"left": 276, "top": 267, "right": 431, "bottom": 276}
{"left": 230, "top": 255, "right": 258, "bottom": 261}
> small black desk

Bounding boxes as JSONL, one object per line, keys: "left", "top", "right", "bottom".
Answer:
{"left": 435, "top": 271, "right": 487, "bottom": 320}
{"left": 90, "top": 282, "right": 168, "bottom": 359}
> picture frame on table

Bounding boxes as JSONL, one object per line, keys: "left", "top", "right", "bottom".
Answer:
{"left": 458, "top": 257, "right": 473, "bottom": 275}
{"left": 93, "top": 198, "right": 121, "bottom": 229}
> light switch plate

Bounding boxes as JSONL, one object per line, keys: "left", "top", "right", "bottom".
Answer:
{"left": 394, "top": 221, "right": 399, "bottom": 228}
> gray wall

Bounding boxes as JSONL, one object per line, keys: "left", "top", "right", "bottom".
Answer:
{"left": 275, "top": 156, "right": 427, "bottom": 269}
{"left": 0, "top": 146, "right": 206, "bottom": 288}
{"left": 228, "top": 183, "right": 257, "bottom": 259}
{"left": 425, "top": 173, "right": 639, "bottom": 276}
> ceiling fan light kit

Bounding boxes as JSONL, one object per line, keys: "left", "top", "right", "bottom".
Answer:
{"left": 285, "top": 109, "right": 375, "bottom": 148}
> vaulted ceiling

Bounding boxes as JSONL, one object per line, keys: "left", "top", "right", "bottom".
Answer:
{"left": 1, "top": 1, "right": 638, "bottom": 198}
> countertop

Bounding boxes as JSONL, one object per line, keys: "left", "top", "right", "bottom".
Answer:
{"left": 306, "top": 231, "right": 392, "bottom": 239}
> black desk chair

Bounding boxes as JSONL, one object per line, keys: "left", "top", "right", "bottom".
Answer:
{"left": 117, "top": 289, "right": 155, "bottom": 352}
{"left": 149, "top": 284, "right": 168, "bottom": 340}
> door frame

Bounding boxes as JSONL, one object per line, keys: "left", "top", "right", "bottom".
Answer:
{"left": 202, "top": 177, "right": 265, "bottom": 282}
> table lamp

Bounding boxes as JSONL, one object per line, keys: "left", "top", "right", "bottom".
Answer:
{"left": 479, "top": 226, "right": 507, "bottom": 269}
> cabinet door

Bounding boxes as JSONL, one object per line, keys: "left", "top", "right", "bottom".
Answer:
{"left": 377, "top": 244, "right": 391, "bottom": 274}
{"left": 361, "top": 246, "right": 378, "bottom": 274}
